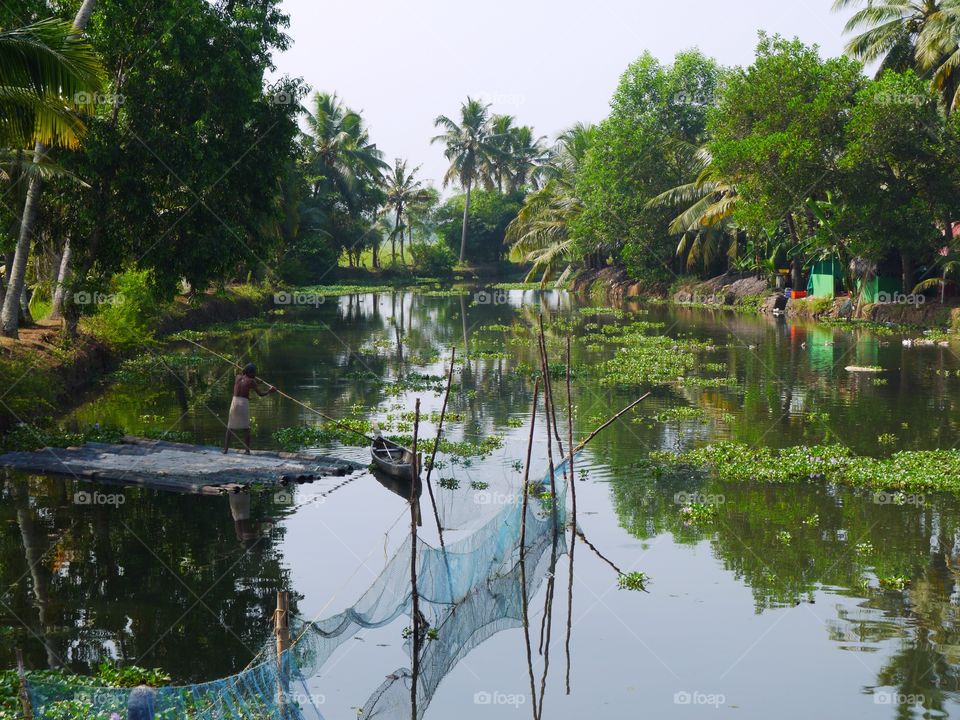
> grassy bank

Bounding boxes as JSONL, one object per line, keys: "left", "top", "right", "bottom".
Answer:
{"left": 571, "top": 268, "right": 960, "bottom": 332}
{"left": 0, "top": 284, "right": 274, "bottom": 431}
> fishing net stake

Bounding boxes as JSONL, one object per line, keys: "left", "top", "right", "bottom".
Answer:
{"left": 519, "top": 379, "right": 541, "bottom": 720}
{"left": 409, "top": 399, "right": 422, "bottom": 720}
{"left": 564, "top": 336, "right": 576, "bottom": 695}
{"left": 16, "top": 648, "right": 33, "bottom": 720}
{"left": 275, "top": 591, "right": 291, "bottom": 710}
{"left": 423, "top": 348, "right": 455, "bottom": 550}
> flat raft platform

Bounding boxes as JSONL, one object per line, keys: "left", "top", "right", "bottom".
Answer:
{"left": 0, "top": 436, "right": 362, "bottom": 494}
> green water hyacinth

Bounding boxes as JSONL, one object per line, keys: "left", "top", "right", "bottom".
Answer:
{"left": 652, "top": 442, "right": 960, "bottom": 494}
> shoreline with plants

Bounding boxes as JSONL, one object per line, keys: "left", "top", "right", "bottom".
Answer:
{"left": 569, "top": 266, "right": 960, "bottom": 331}
{"left": 0, "top": 283, "right": 275, "bottom": 432}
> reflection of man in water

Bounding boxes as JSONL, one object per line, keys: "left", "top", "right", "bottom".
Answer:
{"left": 223, "top": 363, "right": 276, "bottom": 455}
{"left": 229, "top": 491, "right": 259, "bottom": 545}
{"left": 127, "top": 684, "right": 156, "bottom": 720}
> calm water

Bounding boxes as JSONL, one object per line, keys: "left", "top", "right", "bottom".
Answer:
{"left": 5, "top": 289, "right": 960, "bottom": 719}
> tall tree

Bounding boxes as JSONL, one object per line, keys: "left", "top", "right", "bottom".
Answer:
{"left": 382, "top": 158, "right": 429, "bottom": 267}
{"left": 505, "top": 125, "right": 549, "bottom": 192}
{"left": 573, "top": 49, "right": 722, "bottom": 280}
{"left": 709, "top": 35, "right": 864, "bottom": 288}
{"left": 646, "top": 143, "right": 740, "bottom": 276}
{"left": 0, "top": 9, "right": 104, "bottom": 338}
{"left": 480, "top": 113, "right": 514, "bottom": 192}
{"left": 432, "top": 97, "right": 493, "bottom": 263}
{"left": 834, "top": 0, "right": 960, "bottom": 111}
{"left": 302, "top": 92, "right": 387, "bottom": 210}
{"left": 917, "top": 0, "right": 960, "bottom": 112}
{"left": 507, "top": 123, "right": 594, "bottom": 284}
{"left": 833, "top": 0, "right": 944, "bottom": 73}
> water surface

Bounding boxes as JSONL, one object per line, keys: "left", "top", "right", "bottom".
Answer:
{"left": 5, "top": 289, "right": 960, "bottom": 718}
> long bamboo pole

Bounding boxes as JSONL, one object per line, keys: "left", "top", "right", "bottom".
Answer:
{"left": 519, "top": 379, "right": 540, "bottom": 720}
{"left": 183, "top": 338, "right": 377, "bottom": 444}
{"left": 409, "top": 399, "right": 421, "bottom": 720}
{"left": 564, "top": 336, "right": 576, "bottom": 695}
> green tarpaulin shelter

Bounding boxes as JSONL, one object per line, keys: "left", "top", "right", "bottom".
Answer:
{"left": 807, "top": 260, "right": 844, "bottom": 298}
{"left": 857, "top": 276, "right": 901, "bottom": 304}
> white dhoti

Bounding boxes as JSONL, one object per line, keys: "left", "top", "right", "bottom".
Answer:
{"left": 227, "top": 396, "right": 250, "bottom": 430}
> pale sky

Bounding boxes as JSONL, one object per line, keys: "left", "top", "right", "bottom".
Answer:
{"left": 272, "top": 0, "right": 851, "bottom": 189}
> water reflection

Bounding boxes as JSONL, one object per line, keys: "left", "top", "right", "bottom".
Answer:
{"left": 11, "top": 290, "right": 960, "bottom": 717}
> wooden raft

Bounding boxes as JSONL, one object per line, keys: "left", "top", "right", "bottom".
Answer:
{"left": 0, "top": 436, "right": 362, "bottom": 494}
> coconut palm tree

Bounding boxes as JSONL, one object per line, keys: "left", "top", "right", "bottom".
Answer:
{"left": 505, "top": 125, "right": 550, "bottom": 192}
{"left": 432, "top": 98, "right": 494, "bottom": 263}
{"left": 646, "top": 143, "right": 739, "bottom": 274}
{"left": 0, "top": 9, "right": 105, "bottom": 338}
{"left": 0, "top": 17, "right": 103, "bottom": 149}
{"left": 382, "top": 158, "right": 431, "bottom": 267}
{"left": 302, "top": 92, "right": 387, "bottom": 209}
{"left": 917, "top": 0, "right": 960, "bottom": 111}
{"left": 833, "top": 0, "right": 945, "bottom": 73}
{"left": 834, "top": 0, "right": 960, "bottom": 111}
{"left": 506, "top": 123, "right": 594, "bottom": 285}
{"left": 480, "top": 114, "right": 515, "bottom": 193}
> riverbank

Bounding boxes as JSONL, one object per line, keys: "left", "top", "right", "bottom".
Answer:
{"left": 0, "top": 285, "right": 273, "bottom": 431}
{"left": 570, "top": 267, "right": 960, "bottom": 330}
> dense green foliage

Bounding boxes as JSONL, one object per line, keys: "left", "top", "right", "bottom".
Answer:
{"left": 573, "top": 50, "right": 722, "bottom": 282}
{"left": 435, "top": 190, "right": 525, "bottom": 263}
{"left": 505, "top": 15, "right": 960, "bottom": 296}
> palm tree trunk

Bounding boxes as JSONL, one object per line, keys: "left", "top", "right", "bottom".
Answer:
{"left": 1, "top": 143, "right": 45, "bottom": 338}
{"left": 392, "top": 208, "right": 400, "bottom": 265}
{"left": 1, "top": 0, "right": 98, "bottom": 338}
{"left": 49, "top": 237, "right": 72, "bottom": 320}
{"left": 460, "top": 180, "right": 472, "bottom": 264}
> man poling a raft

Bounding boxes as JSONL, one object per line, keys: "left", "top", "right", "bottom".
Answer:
{"left": 224, "top": 362, "right": 277, "bottom": 454}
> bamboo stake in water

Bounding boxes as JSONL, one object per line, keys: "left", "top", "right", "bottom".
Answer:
{"left": 534, "top": 322, "right": 559, "bottom": 718}
{"left": 564, "top": 336, "right": 576, "bottom": 695}
{"left": 537, "top": 315, "right": 566, "bottom": 467}
{"left": 423, "top": 348, "right": 456, "bottom": 549}
{"left": 409, "top": 399, "right": 421, "bottom": 720}
{"left": 519, "top": 379, "right": 540, "bottom": 720}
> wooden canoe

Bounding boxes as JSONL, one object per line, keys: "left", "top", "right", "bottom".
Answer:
{"left": 371, "top": 436, "right": 420, "bottom": 481}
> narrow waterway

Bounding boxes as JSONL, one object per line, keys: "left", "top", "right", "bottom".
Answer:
{"left": 5, "top": 288, "right": 960, "bottom": 719}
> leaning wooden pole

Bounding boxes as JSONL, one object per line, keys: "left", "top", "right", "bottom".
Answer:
{"left": 409, "top": 399, "right": 422, "bottom": 720}
{"left": 537, "top": 316, "right": 566, "bottom": 468}
{"left": 183, "top": 338, "right": 378, "bottom": 444}
{"left": 569, "top": 392, "right": 652, "bottom": 459}
{"left": 519, "top": 380, "right": 540, "bottom": 720}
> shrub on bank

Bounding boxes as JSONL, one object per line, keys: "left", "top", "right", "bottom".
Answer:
{"left": 82, "top": 269, "right": 162, "bottom": 351}
{"left": 410, "top": 242, "right": 457, "bottom": 277}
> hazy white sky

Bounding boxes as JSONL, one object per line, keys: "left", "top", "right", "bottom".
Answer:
{"left": 272, "top": 0, "right": 851, "bottom": 188}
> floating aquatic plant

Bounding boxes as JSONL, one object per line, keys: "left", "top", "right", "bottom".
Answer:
{"left": 652, "top": 442, "right": 960, "bottom": 493}
{"left": 617, "top": 572, "right": 650, "bottom": 592}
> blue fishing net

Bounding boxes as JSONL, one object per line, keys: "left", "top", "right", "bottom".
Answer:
{"left": 27, "top": 460, "right": 569, "bottom": 720}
